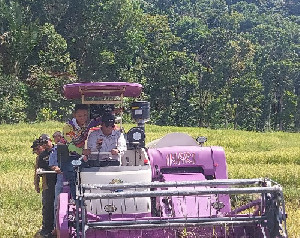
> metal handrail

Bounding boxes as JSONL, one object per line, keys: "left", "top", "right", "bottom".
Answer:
{"left": 82, "top": 186, "right": 282, "bottom": 200}
{"left": 81, "top": 178, "right": 270, "bottom": 190}
{"left": 86, "top": 216, "right": 266, "bottom": 230}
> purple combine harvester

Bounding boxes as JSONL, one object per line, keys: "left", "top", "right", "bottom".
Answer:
{"left": 56, "top": 82, "right": 287, "bottom": 238}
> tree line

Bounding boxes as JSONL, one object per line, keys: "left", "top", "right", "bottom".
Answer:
{"left": 0, "top": 0, "right": 299, "bottom": 131}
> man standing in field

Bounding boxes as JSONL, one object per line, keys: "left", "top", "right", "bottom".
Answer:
{"left": 49, "top": 131, "right": 66, "bottom": 202}
{"left": 32, "top": 139, "right": 45, "bottom": 194}
{"left": 32, "top": 139, "right": 46, "bottom": 238}
{"left": 48, "top": 131, "right": 66, "bottom": 234}
{"left": 36, "top": 134, "right": 56, "bottom": 238}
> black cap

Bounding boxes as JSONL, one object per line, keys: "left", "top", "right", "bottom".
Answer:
{"left": 31, "top": 139, "right": 41, "bottom": 149}
{"left": 38, "top": 134, "right": 50, "bottom": 144}
{"left": 102, "top": 113, "right": 115, "bottom": 126}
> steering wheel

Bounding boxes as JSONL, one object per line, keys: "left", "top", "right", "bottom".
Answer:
{"left": 90, "top": 151, "right": 113, "bottom": 156}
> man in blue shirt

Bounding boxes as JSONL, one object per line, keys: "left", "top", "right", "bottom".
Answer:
{"left": 49, "top": 131, "right": 65, "bottom": 222}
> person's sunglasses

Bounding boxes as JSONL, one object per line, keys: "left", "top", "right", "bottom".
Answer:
{"left": 105, "top": 123, "right": 115, "bottom": 128}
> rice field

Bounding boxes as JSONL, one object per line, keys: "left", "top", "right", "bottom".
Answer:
{"left": 0, "top": 122, "right": 299, "bottom": 237}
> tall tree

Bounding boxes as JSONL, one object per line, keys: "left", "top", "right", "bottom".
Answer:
{"left": 252, "top": 15, "right": 299, "bottom": 130}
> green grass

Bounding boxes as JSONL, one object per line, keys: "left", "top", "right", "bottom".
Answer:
{"left": 0, "top": 122, "right": 299, "bottom": 237}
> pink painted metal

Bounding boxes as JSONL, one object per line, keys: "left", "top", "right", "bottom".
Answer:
{"left": 63, "top": 82, "right": 142, "bottom": 99}
{"left": 148, "top": 146, "right": 223, "bottom": 177}
{"left": 148, "top": 145, "right": 231, "bottom": 218}
{"left": 56, "top": 193, "right": 69, "bottom": 238}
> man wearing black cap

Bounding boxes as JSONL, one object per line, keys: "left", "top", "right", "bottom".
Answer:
{"left": 32, "top": 139, "right": 45, "bottom": 194}
{"left": 36, "top": 134, "right": 56, "bottom": 237}
{"left": 87, "top": 113, "right": 127, "bottom": 166}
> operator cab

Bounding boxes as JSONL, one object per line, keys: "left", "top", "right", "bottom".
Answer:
{"left": 63, "top": 82, "right": 151, "bottom": 167}
{"left": 63, "top": 82, "right": 152, "bottom": 217}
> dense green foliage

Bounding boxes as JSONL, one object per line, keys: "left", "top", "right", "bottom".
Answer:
{"left": 0, "top": 0, "right": 299, "bottom": 131}
{"left": 0, "top": 122, "right": 299, "bottom": 236}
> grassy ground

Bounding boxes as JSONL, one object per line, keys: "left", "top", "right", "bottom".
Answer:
{"left": 0, "top": 122, "right": 299, "bottom": 237}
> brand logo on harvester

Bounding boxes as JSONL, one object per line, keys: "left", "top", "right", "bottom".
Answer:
{"left": 109, "top": 178, "right": 123, "bottom": 184}
{"left": 166, "top": 152, "right": 196, "bottom": 166}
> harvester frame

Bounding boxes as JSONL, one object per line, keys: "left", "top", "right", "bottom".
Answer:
{"left": 52, "top": 82, "right": 287, "bottom": 238}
